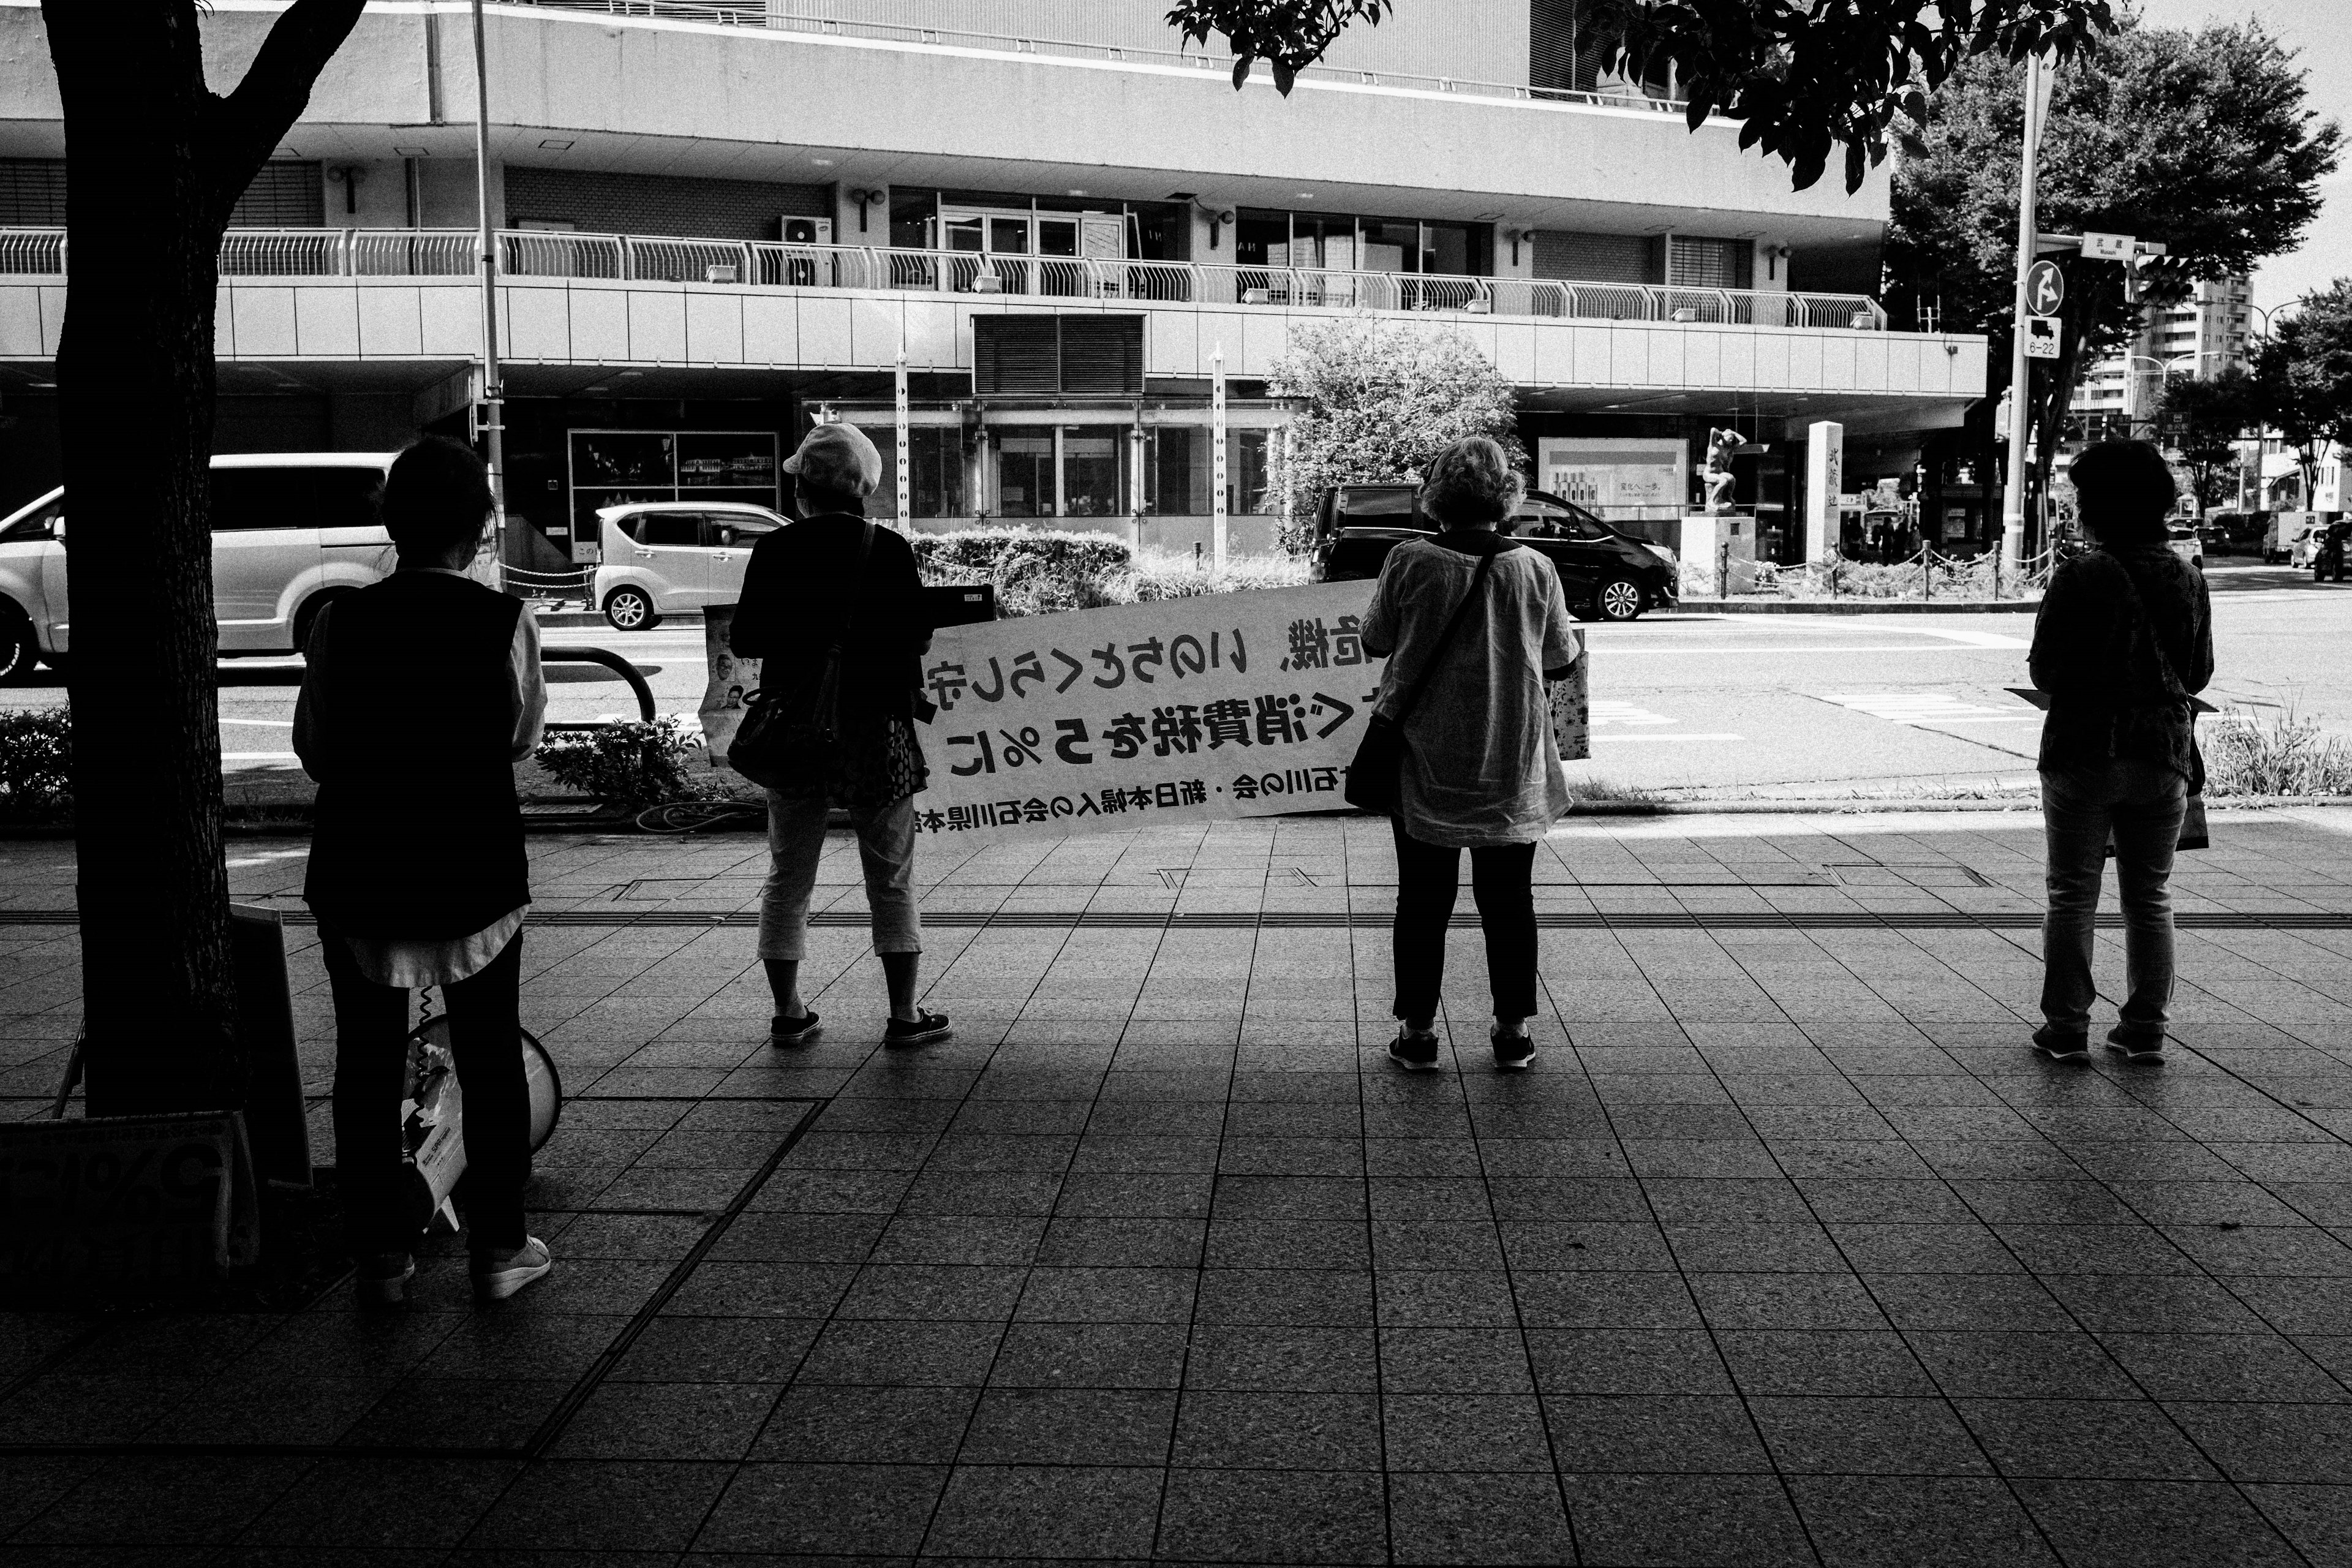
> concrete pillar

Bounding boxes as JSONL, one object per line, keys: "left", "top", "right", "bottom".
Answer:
{"left": 1804, "top": 421, "right": 1845, "bottom": 564}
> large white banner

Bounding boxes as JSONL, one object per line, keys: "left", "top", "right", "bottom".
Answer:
{"left": 910, "top": 582, "right": 1385, "bottom": 843}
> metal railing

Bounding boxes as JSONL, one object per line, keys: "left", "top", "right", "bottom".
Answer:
{"left": 500, "top": 0, "right": 1695, "bottom": 116}
{"left": 0, "top": 226, "right": 1893, "bottom": 330}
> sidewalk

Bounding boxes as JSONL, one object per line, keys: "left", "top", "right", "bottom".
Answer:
{"left": 2, "top": 809, "right": 2351, "bottom": 1562}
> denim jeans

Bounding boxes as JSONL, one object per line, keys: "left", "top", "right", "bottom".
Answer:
{"left": 758, "top": 791, "right": 922, "bottom": 962}
{"left": 2040, "top": 760, "right": 2187, "bottom": 1042}
{"left": 1390, "top": 817, "right": 1539, "bottom": 1025}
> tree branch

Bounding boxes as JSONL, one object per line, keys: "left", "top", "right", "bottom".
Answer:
{"left": 198, "top": 0, "right": 367, "bottom": 227}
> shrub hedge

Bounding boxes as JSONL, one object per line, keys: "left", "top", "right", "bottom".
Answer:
{"left": 0, "top": 706, "right": 71, "bottom": 820}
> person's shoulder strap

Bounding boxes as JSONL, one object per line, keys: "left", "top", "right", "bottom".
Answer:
{"left": 1393, "top": 549, "right": 1494, "bottom": 723}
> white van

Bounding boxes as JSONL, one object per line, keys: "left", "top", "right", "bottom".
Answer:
{"left": 0, "top": 453, "right": 407, "bottom": 679}
{"left": 587, "top": 501, "right": 786, "bottom": 630}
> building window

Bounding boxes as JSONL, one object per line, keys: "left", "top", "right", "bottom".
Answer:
{"left": 230, "top": 162, "right": 325, "bottom": 228}
{"left": 863, "top": 428, "right": 970, "bottom": 521}
{"left": 1533, "top": 231, "right": 1659, "bottom": 286}
{"left": 1668, "top": 235, "right": 1754, "bottom": 290}
{"left": 567, "top": 429, "right": 779, "bottom": 543}
{"left": 973, "top": 316, "right": 1145, "bottom": 396}
{"left": 0, "top": 159, "right": 66, "bottom": 226}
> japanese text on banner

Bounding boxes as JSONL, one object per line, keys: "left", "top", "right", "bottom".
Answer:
{"left": 911, "top": 582, "right": 1385, "bottom": 842}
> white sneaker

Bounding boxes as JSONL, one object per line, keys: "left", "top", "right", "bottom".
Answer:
{"left": 471, "top": 1236, "right": 553, "bottom": 1302}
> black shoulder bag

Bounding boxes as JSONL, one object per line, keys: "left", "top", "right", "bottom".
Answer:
{"left": 1343, "top": 550, "right": 1495, "bottom": 815}
{"left": 728, "top": 519, "right": 876, "bottom": 790}
{"left": 2110, "top": 559, "right": 2209, "bottom": 853}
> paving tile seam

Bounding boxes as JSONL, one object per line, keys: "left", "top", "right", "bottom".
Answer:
{"left": 1717, "top": 923, "right": 2343, "bottom": 1547}
{"left": 15, "top": 909, "right": 2352, "bottom": 930}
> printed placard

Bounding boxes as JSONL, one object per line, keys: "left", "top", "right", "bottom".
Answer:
{"left": 911, "top": 582, "right": 1386, "bottom": 842}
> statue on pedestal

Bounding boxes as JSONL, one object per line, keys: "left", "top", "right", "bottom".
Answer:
{"left": 1703, "top": 428, "right": 1742, "bottom": 514}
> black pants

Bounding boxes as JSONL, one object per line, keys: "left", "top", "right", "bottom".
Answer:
{"left": 1390, "top": 818, "right": 1539, "bottom": 1025}
{"left": 325, "top": 930, "right": 530, "bottom": 1254}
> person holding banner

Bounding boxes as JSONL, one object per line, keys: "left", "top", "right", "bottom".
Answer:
{"left": 730, "top": 423, "right": 950, "bottom": 1046}
{"left": 1362, "top": 438, "right": 1579, "bottom": 1071}
{"left": 296, "top": 437, "right": 551, "bottom": 1306}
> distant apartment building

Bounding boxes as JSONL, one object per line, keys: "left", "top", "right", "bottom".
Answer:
{"left": 2070, "top": 275, "right": 2253, "bottom": 432}
{"left": 0, "top": 0, "right": 1986, "bottom": 567}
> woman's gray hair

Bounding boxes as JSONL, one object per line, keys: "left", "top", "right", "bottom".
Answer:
{"left": 1419, "top": 437, "right": 1525, "bottom": 526}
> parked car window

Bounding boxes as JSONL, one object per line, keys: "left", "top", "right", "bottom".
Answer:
{"left": 704, "top": 514, "right": 778, "bottom": 548}
{"left": 0, "top": 498, "right": 61, "bottom": 543}
{"left": 210, "top": 469, "right": 316, "bottom": 531}
{"left": 635, "top": 513, "right": 703, "bottom": 547}
{"left": 314, "top": 467, "right": 385, "bottom": 531}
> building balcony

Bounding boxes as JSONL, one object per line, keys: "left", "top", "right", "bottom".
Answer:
{"left": 0, "top": 225, "right": 1983, "bottom": 433}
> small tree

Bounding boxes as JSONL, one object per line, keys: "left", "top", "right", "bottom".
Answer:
{"left": 2250, "top": 281, "right": 2352, "bottom": 506}
{"left": 2158, "top": 366, "right": 2261, "bottom": 513}
{"left": 1265, "top": 317, "right": 1523, "bottom": 549}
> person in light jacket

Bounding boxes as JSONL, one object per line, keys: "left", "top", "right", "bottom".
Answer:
{"left": 296, "top": 437, "right": 551, "bottom": 1306}
{"left": 2029, "top": 439, "right": 2214, "bottom": 1063}
{"left": 1362, "top": 437, "right": 1580, "bottom": 1071}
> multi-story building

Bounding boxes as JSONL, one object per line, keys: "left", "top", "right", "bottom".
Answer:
{"left": 0, "top": 0, "right": 1986, "bottom": 567}
{"left": 2070, "top": 275, "right": 2253, "bottom": 435}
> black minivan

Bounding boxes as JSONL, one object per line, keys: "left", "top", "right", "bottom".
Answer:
{"left": 1308, "top": 483, "right": 1679, "bottom": 620}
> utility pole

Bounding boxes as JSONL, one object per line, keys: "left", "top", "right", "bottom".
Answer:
{"left": 1998, "top": 53, "right": 2051, "bottom": 590}
{"left": 472, "top": 0, "right": 506, "bottom": 566}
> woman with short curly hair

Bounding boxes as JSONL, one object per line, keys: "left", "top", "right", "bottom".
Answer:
{"left": 1362, "top": 437, "right": 1580, "bottom": 1071}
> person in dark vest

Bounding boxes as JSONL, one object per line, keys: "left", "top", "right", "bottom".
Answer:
{"left": 729, "top": 423, "right": 949, "bottom": 1046}
{"left": 295, "top": 436, "right": 551, "bottom": 1306}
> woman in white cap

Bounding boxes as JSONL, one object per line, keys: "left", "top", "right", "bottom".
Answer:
{"left": 729, "top": 421, "right": 949, "bottom": 1045}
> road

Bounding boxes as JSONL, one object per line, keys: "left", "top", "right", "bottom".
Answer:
{"left": 4, "top": 562, "right": 2343, "bottom": 799}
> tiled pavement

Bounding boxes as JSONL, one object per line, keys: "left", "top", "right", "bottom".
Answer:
{"left": 3, "top": 809, "right": 2352, "bottom": 1563}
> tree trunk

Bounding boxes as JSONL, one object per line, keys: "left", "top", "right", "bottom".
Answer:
{"left": 43, "top": 0, "right": 366, "bottom": 1117}
{"left": 48, "top": 1, "right": 239, "bottom": 1115}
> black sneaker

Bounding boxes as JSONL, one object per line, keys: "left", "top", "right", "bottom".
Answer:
{"left": 2106, "top": 1029, "right": 2166, "bottom": 1064}
{"left": 885, "top": 1010, "right": 952, "bottom": 1045}
{"left": 2030, "top": 1027, "right": 2090, "bottom": 1063}
{"left": 1491, "top": 1030, "right": 1536, "bottom": 1071}
{"left": 769, "top": 1010, "right": 821, "bottom": 1045}
{"left": 1388, "top": 1031, "right": 1441, "bottom": 1071}
{"left": 356, "top": 1252, "right": 415, "bottom": 1309}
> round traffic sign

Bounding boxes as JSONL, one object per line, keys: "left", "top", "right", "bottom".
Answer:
{"left": 2026, "top": 261, "right": 2065, "bottom": 316}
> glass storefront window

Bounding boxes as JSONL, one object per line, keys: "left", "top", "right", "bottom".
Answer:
{"left": 1061, "top": 429, "right": 1125, "bottom": 519}
{"left": 1231, "top": 428, "right": 1273, "bottom": 516}
{"left": 863, "top": 427, "right": 969, "bottom": 521}
{"left": 995, "top": 433, "right": 1052, "bottom": 518}
{"left": 1147, "top": 428, "right": 1205, "bottom": 516}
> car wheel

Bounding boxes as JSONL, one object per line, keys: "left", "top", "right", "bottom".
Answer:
{"left": 1593, "top": 576, "right": 1645, "bottom": 622}
{"left": 604, "top": 586, "right": 657, "bottom": 631}
{"left": 0, "top": 614, "right": 32, "bottom": 683}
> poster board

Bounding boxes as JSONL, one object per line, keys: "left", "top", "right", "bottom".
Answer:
{"left": 1538, "top": 437, "right": 1689, "bottom": 517}
{"left": 1, "top": 1112, "right": 259, "bottom": 1300}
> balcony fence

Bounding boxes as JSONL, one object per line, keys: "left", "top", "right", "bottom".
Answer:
{"left": 505, "top": 0, "right": 1694, "bottom": 117}
{"left": 0, "top": 227, "right": 1891, "bottom": 331}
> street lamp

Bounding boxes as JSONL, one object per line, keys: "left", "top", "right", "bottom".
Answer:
{"left": 2119, "top": 352, "right": 2207, "bottom": 438}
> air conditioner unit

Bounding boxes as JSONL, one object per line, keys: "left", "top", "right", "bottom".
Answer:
{"left": 781, "top": 216, "right": 833, "bottom": 246}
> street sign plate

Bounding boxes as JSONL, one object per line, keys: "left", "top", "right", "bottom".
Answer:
{"left": 2026, "top": 261, "right": 2065, "bottom": 315}
{"left": 2082, "top": 232, "right": 2135, "bottom": 261}
{"left": 2024, "top": 315, "right": 2062, "bottom": 359}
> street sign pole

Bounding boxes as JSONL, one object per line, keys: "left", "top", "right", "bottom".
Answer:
{"left": 1999, "top": 51, "right": 2049, "bottom": 590}
{"left": 472, "top": 0, "right": 505, "bottom": 573}
{"left": 1212, "top": 347, "right": 1229, "bottom": 570}
{"left": 894, "top": 346, "right": 910, "bottom": 534}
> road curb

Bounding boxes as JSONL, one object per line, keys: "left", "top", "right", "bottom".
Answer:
{"left": 1665, "top": 599, "right": 2038, "bottom": 616}
{"left": 532, "top": 609, "right": 704, "bottom": 629}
